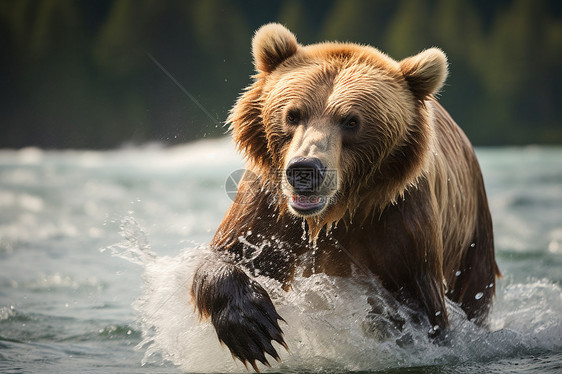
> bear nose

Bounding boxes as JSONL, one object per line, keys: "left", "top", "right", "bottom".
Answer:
{"left": 285, "top": 157, "right": 326, "bottom": 194}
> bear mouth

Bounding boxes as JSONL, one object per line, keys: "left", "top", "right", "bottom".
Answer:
{"left": 289, "top": 194, "right": 327, "bottom": 216}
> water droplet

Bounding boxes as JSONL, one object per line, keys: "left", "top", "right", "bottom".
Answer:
{"left": 475, "top": 292, "right": 484, "bottom": 300}
{"left": 455, "top": 270, "right": 461, "bottom": 276}
{"left": 311, "top": 242, "right": 318, "bottom": 274}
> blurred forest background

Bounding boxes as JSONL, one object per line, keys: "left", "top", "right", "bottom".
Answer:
{"left": 1, "top": 0, "right": 561, "bottom": 149}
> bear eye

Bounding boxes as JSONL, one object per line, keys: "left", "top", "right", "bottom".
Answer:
{"left": 342, "top": 116, "right": 359, "bottom": 130}
{"left": 286, "top": 110, "right": 301, "bottom": 125}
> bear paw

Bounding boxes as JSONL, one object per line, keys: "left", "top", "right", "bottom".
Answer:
{"left": 210, "top": 268, "right": 287, "bottom": 371}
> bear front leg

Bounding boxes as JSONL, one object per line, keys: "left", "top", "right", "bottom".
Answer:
{"left": 191, "top": 256, "right": 287, "bottom": 370}
{"left": 371, "top": 180, "right": 449, "bottom": 336}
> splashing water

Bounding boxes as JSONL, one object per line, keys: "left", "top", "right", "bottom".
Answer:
{"left": 108, "top": 216, "right": 562, "bottom": 373}
{"left": 3, "top": 140, "right": 560, "bottom": 373}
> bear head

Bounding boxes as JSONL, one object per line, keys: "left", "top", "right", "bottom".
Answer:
{"left": 229, "top": 23, "right": 448, "bottom": 236}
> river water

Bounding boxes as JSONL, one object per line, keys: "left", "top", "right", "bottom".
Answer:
{"left": 0, "top": 138, "right": 561, "bottom": 373}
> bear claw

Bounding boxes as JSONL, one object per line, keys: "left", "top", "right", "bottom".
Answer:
{"left": 209, "top": 269, "right": 287, "bottom": 371}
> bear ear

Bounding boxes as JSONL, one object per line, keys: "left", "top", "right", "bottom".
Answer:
{"left": 399, "top": 48, "right": 448, "bottom": 99}
{"left": 252, "top": 23, "right": 299, "bottom": 74}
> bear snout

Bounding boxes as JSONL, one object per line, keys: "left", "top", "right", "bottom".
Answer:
{"left": 285, "top": 157, "right": 326, "bottom": 195}
{"left": 284, "top": 157, "right": 336, "bottom": 216}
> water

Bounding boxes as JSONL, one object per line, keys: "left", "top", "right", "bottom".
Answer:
{"left": 0, "top": 139, "right": 561, "bottom": 373}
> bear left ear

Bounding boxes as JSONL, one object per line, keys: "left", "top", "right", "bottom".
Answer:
{"left": 252, "top": 23, "right": 299, "bottom": 74}
{"left": 399, "top": 48, "right": 448, "bottom": 99}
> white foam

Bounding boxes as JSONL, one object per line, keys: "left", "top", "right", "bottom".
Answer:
{"left": 105, "top": 217, "right": 562, "bottom": 372}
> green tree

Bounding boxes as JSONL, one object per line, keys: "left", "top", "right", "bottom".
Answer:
{"left": 479, "top": 0, "right": 562, "bottom": 143}
{"left": 322, "top": 0, "right": 396, "bottom": 47}
{"left": 385, "top": 0, "right": 431, "bottom": 59}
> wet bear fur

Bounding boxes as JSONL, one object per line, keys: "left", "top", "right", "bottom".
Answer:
{"left": 192, "top": 23, "right": 500, "bottom": 370}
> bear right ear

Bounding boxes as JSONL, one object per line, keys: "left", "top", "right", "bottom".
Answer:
{"left": 252, "top": 23, "right": 299, "bottom": 74}
{"left": 399, "top": 48, "right": 448, "bottom": 99}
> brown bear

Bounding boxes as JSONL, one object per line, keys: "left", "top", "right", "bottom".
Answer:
{"left": 192, "top": 23, "right": 500, "bottom": 370}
